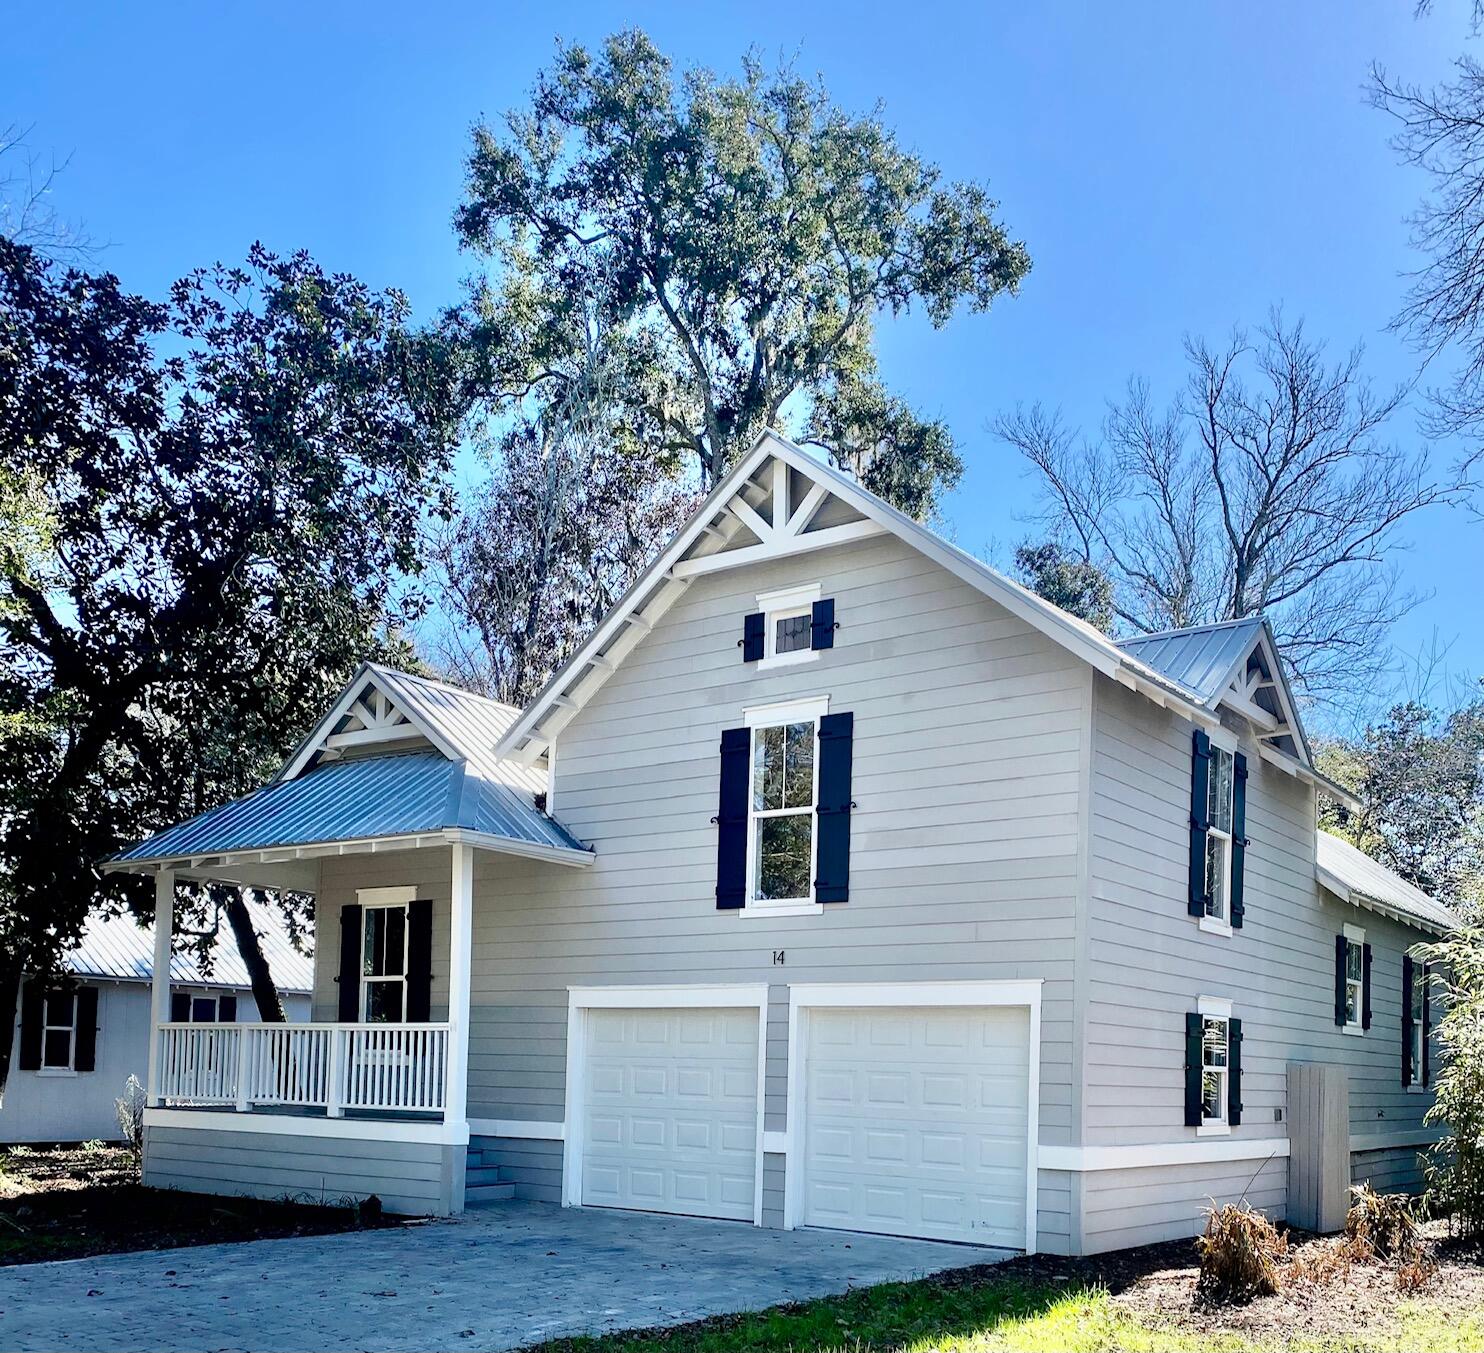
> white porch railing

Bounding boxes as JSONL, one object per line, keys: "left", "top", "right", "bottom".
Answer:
{"left": 157, "top": 1022, "right": 450, "bottom": 1116}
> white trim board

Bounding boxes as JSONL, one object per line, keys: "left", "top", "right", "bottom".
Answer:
{"left": 1038, "top": 1138, "right": 1290, "bottom": 1173}
{"left": 782, "top": 979, "right": 1042, "bottom": 1254}
{"left": 561, "top": 984, "right": 770, "bottom": 1226}
{"left": 143, "top": 1107, "right": 470, "bottom": 1146}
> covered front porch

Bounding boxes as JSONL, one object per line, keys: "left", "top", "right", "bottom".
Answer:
{"left": 103, "top": 663, "right": 594, "bottom": 1212}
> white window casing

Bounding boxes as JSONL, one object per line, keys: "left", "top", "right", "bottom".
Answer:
{"left": 755, "top": 582, "right": 822, "bottom": 670}
{"left": 1343, "top": 923, "right": 1366, "bottom": 1035}
{"left": 741, "top": 695, "right": 830, "bottom": 916}
{"left": 1196, "top": 995, "right": 1233, "bottom": 1136}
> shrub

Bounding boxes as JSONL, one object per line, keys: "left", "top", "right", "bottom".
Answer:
{"left": 1195, "top": 1202, "right": 1287, "bottom": 1304}
{"left": 1346, "top": 1183, "right": 1424, "bottom": 1263}
{"left": 1419, "top": 925, "right": 1484, "bottom": 1238}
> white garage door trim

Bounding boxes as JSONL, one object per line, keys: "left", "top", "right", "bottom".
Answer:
{"left": 563, "top": 984, "right": 769, "bottom": 1225}
{"left": 783, "top": 980, "right": 1041, "bottom": 1253}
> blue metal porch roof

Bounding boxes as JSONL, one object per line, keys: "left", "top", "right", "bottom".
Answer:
{"left": 112, "top": 751, "right": 588, "bottom": 865}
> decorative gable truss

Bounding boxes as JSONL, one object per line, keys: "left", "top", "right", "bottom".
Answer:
{"left": 1216, "top": 628, "right": 1310, "bottom": 770}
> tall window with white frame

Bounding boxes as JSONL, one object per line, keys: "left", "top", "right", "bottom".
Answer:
{"left": 1344, "top": 935, "right": 1365, "bottom": 1030}
{"left": 362, "top": 904, "right": 408, "bottom": 1023}
{"left": 41, "top": 991, "right": 76, "bottom": 1070}
{"left": 750, "top": 718, "right": 817, "bottom": 904}
{"left": 1201, "top": 1013, "right": 1230, "bottom": 1127}
{"left": 1410, "top": 970, "right": 1425, "bottom": 1076}
{"left": 1205, "top": 744, "right": 1235, "bottom": 923}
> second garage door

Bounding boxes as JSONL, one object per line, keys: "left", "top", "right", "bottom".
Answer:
{"left": 799, "top": 1005, "right": 1030, "bottom": 1248}
{"left": 580, "top": 1006, "right": 759, "bottom": 1222}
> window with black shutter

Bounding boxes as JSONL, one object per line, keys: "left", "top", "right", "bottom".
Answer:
{"left": 743, "top": 585, "right": 834, "bottom": 668}
{"left": 1336, "top": 928, "right": 1367, "bottom": 1032}
{"left": 1185, "top": 1002, "right": 1240, "bottom": 1129}
{"left": 1190, "top": 730, "right": 1243, "bottom": 931}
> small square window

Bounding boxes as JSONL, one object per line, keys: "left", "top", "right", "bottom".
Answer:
{"left": 775, "top": 612, "right": 812, "bottom": 654}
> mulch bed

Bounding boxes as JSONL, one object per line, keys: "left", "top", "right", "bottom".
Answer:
{"left": 961, "top": 1220, "right": 1484, "bottom": 1343}
{"left": 0, "top": 1144, "right": 408, "bottom": 1265}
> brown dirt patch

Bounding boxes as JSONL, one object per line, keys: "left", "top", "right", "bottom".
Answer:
{"left": 0, "top": 1143, "right": 407, "bottom": 1265}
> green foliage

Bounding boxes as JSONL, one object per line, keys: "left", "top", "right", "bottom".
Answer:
{"left": 456, "top": 29, "right": 1029, "bottom": 508}
{"left": 1422, "top": 924, "right": 1484, "bottom": 1237}
{"left": 1317, "top": 690, "right": 1484, "bottom": 915}
{"left": 0, "top": 237, "right": 460, "bottom": 1040}
{"left": 1013, "top": 542, "right": 1116, "bottom": 632}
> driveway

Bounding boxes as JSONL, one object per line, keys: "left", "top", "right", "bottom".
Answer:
{"left": 0, "top": 1199, "right": 1010, "bottom": 1352}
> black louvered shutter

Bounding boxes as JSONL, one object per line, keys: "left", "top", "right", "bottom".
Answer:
{"left": 17, "top": 981, "right": 42, "bottom": 1072}
{"left": 338, "top": 903, "right": 363, "bottom": 1021}
{"left": 1188, "top": 730, "right": 1212, "bottom": 917}
{"left": 741, "top": 613, "right": 765, "bottom": 663}
{"left": 406, "top": 899, "right": 433, "bottom": 1021}
{"left": 1362, "top": 943, "right": 1373, "bottom": 1030}
{"left": 716, "top": 727, "right": 750, "bottom": 909}
{"left": 218, "top": 994, "right": 237, "bottom": 1024}
{"left": 1335, "top": 934, "right": 1348, "bottom": 1026}
{"left": 1228, "top": 1018, "right": 1243, "bottom": 1126}
{"left": 170, "top": 991, "right": 190, "bottom": 1022}
{"left": 73, "top": 987, "right": 98, "bottom": 1072}
{"left": 1184, "top": 1011, "right": 1203, "bottom": 1127}
{"left": 815, "top": 712, "right": 854, "bottom": 904}
{"left": 811, "top": 598, "right": 835, "bottom": 651}
{"left": 1230, "top": 753, "right": 1248, "bottom": 929}
{"left": 1402, "top": 954, "right": 1415, "bottom": 1087}
{"left": 1422, "top": 964, "right": 1432, "bottom": 1087}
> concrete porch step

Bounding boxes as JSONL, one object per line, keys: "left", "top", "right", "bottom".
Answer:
{"left": 466, "top": 1182, "right": 516, "bottom": 1205}
{"left": 466, "top": 1164, "right": 503, "bottom": 1187}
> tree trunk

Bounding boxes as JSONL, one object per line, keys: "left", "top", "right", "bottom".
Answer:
{"left": 224, "top": 891, "right": 285, "bottom": 1023}
{"left": 0, "top": 948, "right": 27, "bottom": 1101}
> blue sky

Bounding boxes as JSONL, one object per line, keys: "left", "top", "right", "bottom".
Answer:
{"left": 7, "top": 2, "right": 1481, "bottom": 723}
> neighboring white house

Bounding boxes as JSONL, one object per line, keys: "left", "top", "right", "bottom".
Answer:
{"left": 3, "top": 901, "right": 312, "bottom": 1143}
{"left": 104, "top": 431, "right": 1455, "bottom": 1254}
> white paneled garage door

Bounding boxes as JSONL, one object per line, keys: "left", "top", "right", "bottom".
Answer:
{"left": 800, "top": 1005, "right": 1031, "bottom": 1248}
{"left": 579, "top": 1006, "right": 760, "bottom": 1222}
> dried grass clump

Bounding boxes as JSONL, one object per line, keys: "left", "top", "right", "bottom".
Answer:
{"left": 1395, "top": 1254, "right": 1438, "bottom": 1293}
{"left": 1196, "top": 1202, "right": 1288, "bottom": 1305}
{"left": 1286, "top": 1233, "right": 1370, "bottom": 1287}
{"left": 1346, "top": 1184, "right": 1425, "bottom": 1264}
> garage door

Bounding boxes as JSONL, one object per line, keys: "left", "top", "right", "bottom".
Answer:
{"left": 800, "top": 1005, "right": 1030, "bottom": 1248}
{"left": 580, "top": 1006, "right": 759, "bottom": 1221}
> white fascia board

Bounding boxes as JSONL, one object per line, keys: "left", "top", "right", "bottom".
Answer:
{"left": 144, "top": 1106, "right": 470, "bottom": 1146}
{"left": 1317, "top": 865, "right": 1450, "bottom": 937}
{"left": 1038, "top": 1138, "right": 1290, "bottom": 1172}
{"left": 1261, "top": 745, "right": 1362, "bottom": 812}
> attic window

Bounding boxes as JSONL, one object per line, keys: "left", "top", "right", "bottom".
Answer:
{"left": 755, "top": 583, "right": 822, "bottom": 670}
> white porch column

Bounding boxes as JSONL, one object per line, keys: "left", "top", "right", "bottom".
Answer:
{"left": 446, "top": 843, "right": 474, "bottom": 1129}
{"left": 146, "top": 868, "right": 175, "bottom": 1106}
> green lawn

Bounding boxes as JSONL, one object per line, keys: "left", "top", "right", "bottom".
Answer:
{"left": 523, "top": 1269, "right": 1484, "bottom": 1353}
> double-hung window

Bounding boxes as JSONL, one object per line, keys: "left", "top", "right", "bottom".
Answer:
{"left": 1409, "top": 971, "right": 1425, "bottom": 1080}
{"left": 1204, "top": 743, "right": 1235, "bottom": 924}
{"left": 1343, "top": 926, "right": 1365, "bottom": 1033}
{"left": 744, "top": 697, "right": 827, "bottom": 912}
{"left": 361, "top": 903, "right": 409, "bottom": 1023}
{"left": 41, "top": 991, "right": 76, "bottom": 1071}
{"left": 1200, "top": 1007, "right": 1230, "bottom": 1130}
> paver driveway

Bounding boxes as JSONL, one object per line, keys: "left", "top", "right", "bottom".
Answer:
{"left": 0, "top": 1199, "right": 1010, "bottom": 1352}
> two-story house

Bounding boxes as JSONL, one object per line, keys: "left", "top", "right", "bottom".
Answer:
{"left": 107, "top": 431, "right": 1452, "bottom": 1255}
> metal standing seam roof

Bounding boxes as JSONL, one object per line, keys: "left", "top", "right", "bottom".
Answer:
{"left": 112, "top": 664, "right": 589, "bottom": 867}
{"left": 1316, "top": 830, "right": 1458, "bottom": 935}
{"left": 65, "top": 896, "right": 314, "bottom": 991}
{"left": 1114, "top": 618, "right": 1268, "bottom": 705}
{"left": 112, "top": 751, "right": 587, "bottom": 864}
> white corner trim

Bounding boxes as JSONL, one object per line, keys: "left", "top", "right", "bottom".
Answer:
{"left": 1198, "top": 995, "right": 1233, "bottom": 1019}
{"left": 468, "top": 1118, "right": 565, "bottom": 1142}
{"left": 783, "top": 978, "right": 1041, "bottom": 1255}
{"left": 756, "top": 581, "right": 822, "bottom": 611}
{"left": 562, "top": 984, "right": 769, "bottom": 1227}
{"left": 1037, "top": 1138, "right": 1291, "bottom": 1172}
{"left": 743, "top": 694, "right": 830, "bottom": 727}
{"left": 143, "top": 1106, "right": 470, "bottom": 1146}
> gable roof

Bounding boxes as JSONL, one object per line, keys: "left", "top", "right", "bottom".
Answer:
{"left": 111, "top": 663, "right": 590, "bottom": 872}
{"left": 497, "top": 430, "right": 1351, "bottom": 807}
{"left": 66, "top": 896, "right": 314, "bottom": 991}
{"left": 1316, "top": 830, "right": 1457, "bottom": 935}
